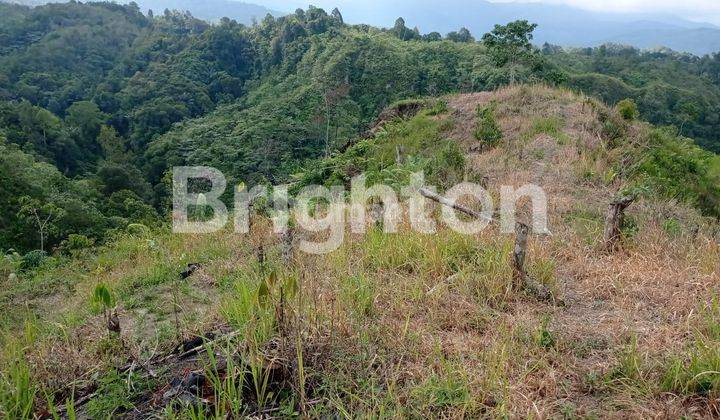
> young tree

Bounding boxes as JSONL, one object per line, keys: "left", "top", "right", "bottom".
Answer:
{"left": 17, "top": 196, "right": 63, "bottom": 252}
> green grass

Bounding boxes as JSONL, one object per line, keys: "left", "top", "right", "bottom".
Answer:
{"left": 661, "top": 301, "right": 720, "bottom": 397}
{"left": 0, "top": 328, "right": 37, "bottom": 419}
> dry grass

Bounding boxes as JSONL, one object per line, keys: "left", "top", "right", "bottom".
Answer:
{"left": 1, "top": 85, "right": 719, "bottom": 418}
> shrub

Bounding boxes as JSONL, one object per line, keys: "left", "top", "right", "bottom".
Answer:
{"left": 426, "top": 99, "right": 448, "bottom": 116}
{"left": 20, "top": 250, "right": 47, "bottom": 271}
{"left": 61, "top": 234, "right": 95, "bottom": 256}
{"left": 616, "top": 98, "right": 639, "bottom": 121}
{"left": 474, "top": 102, "right": 503, "bottom": 146}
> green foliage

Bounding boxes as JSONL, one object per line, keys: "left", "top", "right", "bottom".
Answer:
{"left": 616, "top": 98, "right": 639, "bottom": 120}
{"left": 340, "top": 274, "right": 375, "bottom": 319}
{"left": 627, "top": 128, "right": 720, "bottom": 217}
{"left": 20, "top": 249, "right": 46, "bottom": 271}
{"left": 474, "top": 102, "right": 503, "bottom": 146}
{"left": 0, "top": 337, "right": 36, "bottom": 419}
{"left": 92, "top": 283, "right": 115, "bottom": 313}
{"left": 426, "top": 99, "right": 449, "bottom": 116}
{"left": 536, "top": 317, "right": 556, "bottom": 349}
{"left": 552, "top": 44, "right": 720, "bottom": 153}
{"left": 410, "top": 364, "right": 471, "bottom": 413}
{"left": 85, "top": 370, "right": 153, "bottom": 418}
{"left": 482, "top": 20, "right": 538, "bottom": 66}
{"left": 0, "top": 1, "right": 719, "bottom": 257}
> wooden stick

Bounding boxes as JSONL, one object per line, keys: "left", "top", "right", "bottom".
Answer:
{"left": 418, "top": 187, "right": 494, "bottom": 223}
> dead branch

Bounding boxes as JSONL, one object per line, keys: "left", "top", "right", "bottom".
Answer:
{"left": 418, "top": 187, "right": 494, "bottom": 223}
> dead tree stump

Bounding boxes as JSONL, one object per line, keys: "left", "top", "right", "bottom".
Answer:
{"left": 603, "top": 195, "right": 635, "bottom": 252}
{"left": 281, "top": 227, "right": 294, "bottom": 266}
{"left": 512, "top": 222, "right": 553, "bottom": 301}
{"left": 512, "top": 222, "right": 529, "bottom": 289}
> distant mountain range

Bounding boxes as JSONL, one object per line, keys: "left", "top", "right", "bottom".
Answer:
{"left": 2, "top": 0, "right": 718, "bottom": 55}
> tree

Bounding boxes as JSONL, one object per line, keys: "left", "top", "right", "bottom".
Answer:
{"left": 65, "top": 100, "right": 106, "bottom": 150}
{"left": 446, "top": 27, "right": 474, "bottom": 43}
{"left": 423, "top": 32, "right": 442, "bottom": 42}
{"left": 97, "top": 125, "right": 128, "bottom": 163}
{"left": 393, "top": 17, "right": 408, "bottom": 40}
{"left": 391, "top": 17, "right": 419, "bottom": 41}
{"left": 482, "top": 20, "right": 538, "bottom": 66}
{"left": 17, "top": 196, "right": 63, "bottom": 252}
{"left": 331, "top": 7, "right": 343, "bottom": 24}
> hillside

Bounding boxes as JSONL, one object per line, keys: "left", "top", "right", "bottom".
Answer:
{"left": 2, "top": 3, "right": 720, "bottom": 258}
{"left": 1, "top": 86, "right": 718, "bottom": 418}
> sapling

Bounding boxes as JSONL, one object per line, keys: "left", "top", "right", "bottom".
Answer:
{"left": 92, "top": 284, "right": 118, "bottom": 336}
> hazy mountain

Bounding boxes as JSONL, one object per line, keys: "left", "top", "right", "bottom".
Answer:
{"left": 0, "top": 0, "right": 285, "bottom": 24}
{"left": 253, "top": 0, "right": 720, "bottom": 55}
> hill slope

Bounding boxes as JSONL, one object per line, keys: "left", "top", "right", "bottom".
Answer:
{"left": 2, "top": 86, "right": 718, "bottom": 418}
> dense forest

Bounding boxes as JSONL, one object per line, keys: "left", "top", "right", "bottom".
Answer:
{"left": 0, "top": 1, "right": 718, "bottom": 254}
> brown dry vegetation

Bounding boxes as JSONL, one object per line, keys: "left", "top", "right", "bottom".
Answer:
{"left": 1, "top": 85, "right": 719, "bottom": 418}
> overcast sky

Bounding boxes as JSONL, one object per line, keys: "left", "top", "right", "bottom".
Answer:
{"left": 489, "top": 0, "right": 720, "bottom": 24}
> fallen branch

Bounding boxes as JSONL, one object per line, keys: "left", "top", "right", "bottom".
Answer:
{"left": 52, "top": 329, "right": 243, "bottom": 417}
{"left": 418, "top": 187, "right": 494, "bottom": 223}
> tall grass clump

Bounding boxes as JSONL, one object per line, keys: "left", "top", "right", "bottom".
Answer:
{"left": 661, "top": 300, "right": 720, "bottom": 397}
{"left": 0, "top": 324, "right": 38, "bottom": 419}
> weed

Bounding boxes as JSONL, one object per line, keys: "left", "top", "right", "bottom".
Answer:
{"left": 85, "top": 370, "right": 154, "bottom": 418}
{"left": 536, "top": 316, "right": 556, "bottom": 349}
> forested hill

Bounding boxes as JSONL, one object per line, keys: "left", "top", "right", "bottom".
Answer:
{"left": 0, "top": 1, "right": 718, "bottom": 254}
{"left": 0, "top": 0, "right": 285, "bottom": 23}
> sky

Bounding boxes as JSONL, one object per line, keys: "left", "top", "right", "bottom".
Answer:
{"left": 488, "top": 0, "right": 720, "bottom": 24}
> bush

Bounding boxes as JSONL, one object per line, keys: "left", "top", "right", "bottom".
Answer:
{"left": 474, "top": 102, "right": 503, "bottom": 146}
{"left": 61, "top": 234, "right": 94, "bottom": 256}
{"left": 617, "top": 98, "right": 639, "bottom": 120}
{"left": 20, "top": 250, "right": 47, "bottom": 271}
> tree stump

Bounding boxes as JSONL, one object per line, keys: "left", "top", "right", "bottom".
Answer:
{"left": 603, "top": 195, "right": 635, "bottom": 252}
{"left": 281, "top": 227, "right": 294, "bottom": 266}
{"left": 512, "top": 222, "right": 553, "bottom": 301}
{"left": 512, "top": 222, "right": 529, "bottom": 289}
